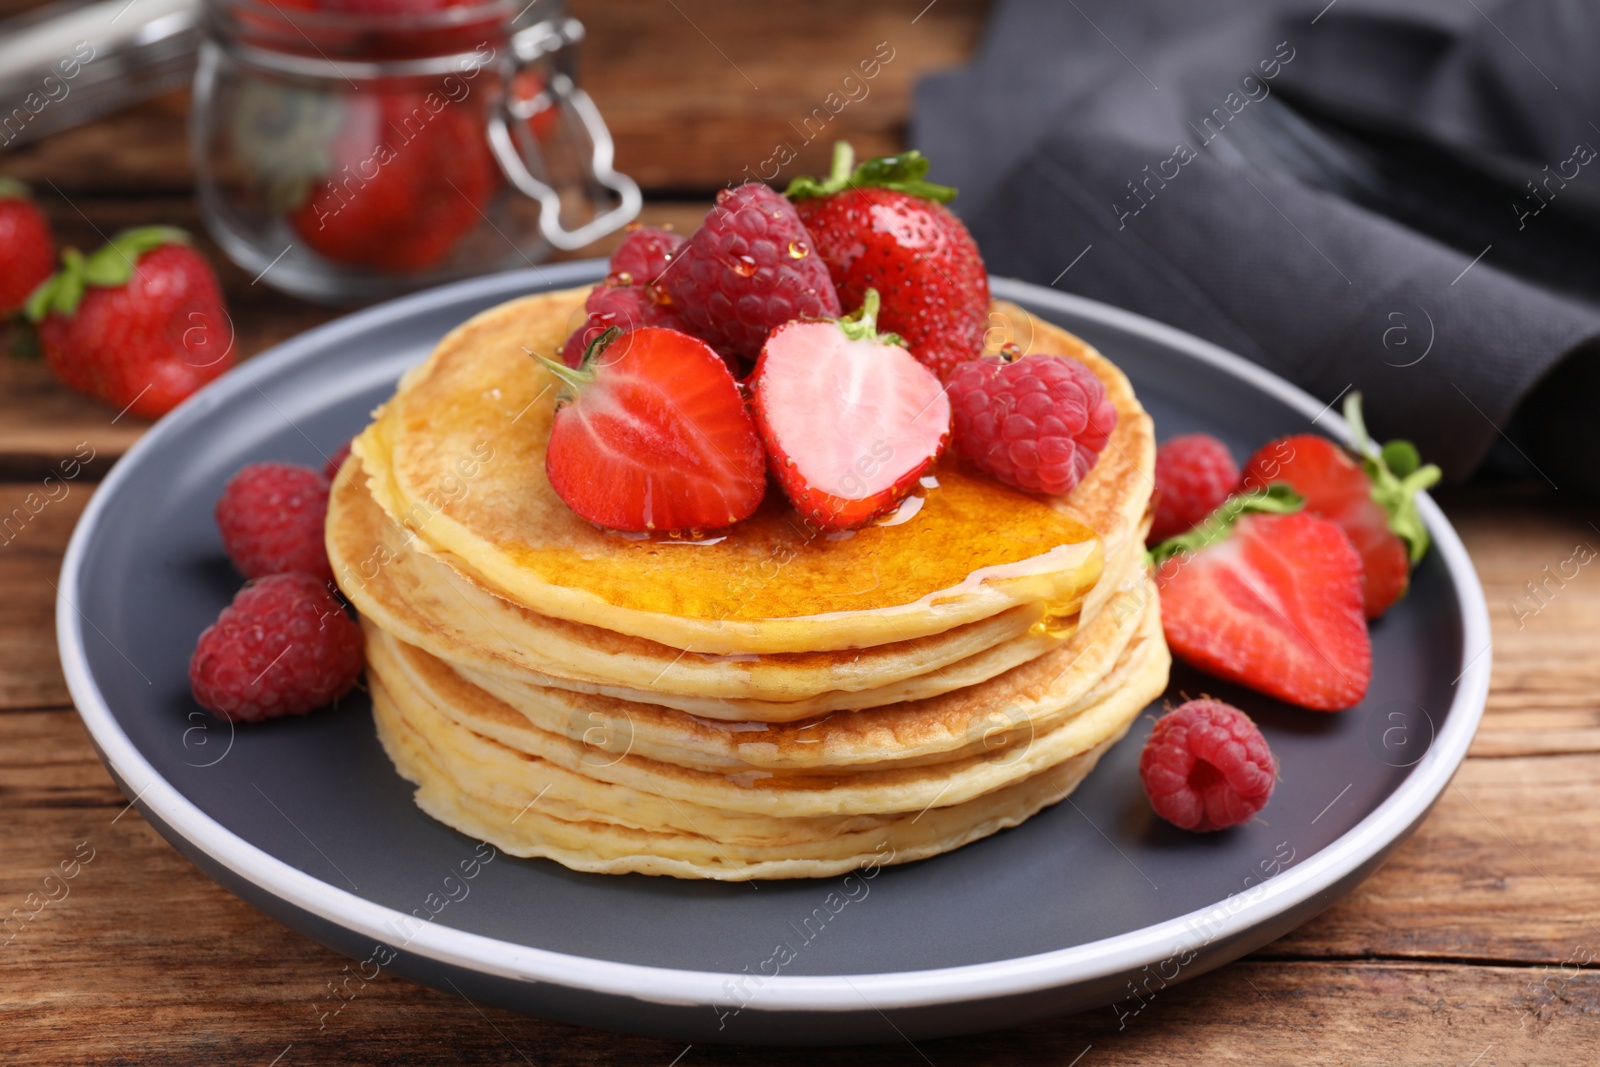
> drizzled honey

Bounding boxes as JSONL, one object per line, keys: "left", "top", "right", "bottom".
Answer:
{"left": 514, "top": 460, "right": 1102, "bottom": 622}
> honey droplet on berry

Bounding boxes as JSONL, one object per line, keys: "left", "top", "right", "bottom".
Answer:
{"left": 731, "top": 255, "right": 758, "bottom": 277}
{"left": 787, "top": 241, "right": 809, "bottom": 259}
{"left": 606, "top": 270, "right": 634, "bottom": 287}
{"left": 646, "top": 284, "right": 673, "bottom": 308}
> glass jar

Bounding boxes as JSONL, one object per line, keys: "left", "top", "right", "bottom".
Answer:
{"left": 191, "top": 0, "right": 638, "bottom": 304}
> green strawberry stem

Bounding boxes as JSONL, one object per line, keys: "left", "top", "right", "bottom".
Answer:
{"left": 533, "top": 326, "right": 621, "bottom": 395}
{"left": 0, "top": 177, "right": 31, "bottom": 200}
{"left": 24, "top": 226, "right": 193, "bottom": 322}
{"left": 1342, "top": 392, "right": 1442, "bottom": 564}
{"left": 837, "top": 289, "right": 906, "bottom": 347}
{"left": 1147, "top": 483, "right": 1304, "bottom": 567}
{"left": 784, "top": 142, "right": 958, "bottom": 204}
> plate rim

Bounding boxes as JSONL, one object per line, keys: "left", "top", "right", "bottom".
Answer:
{"left": 57, "top": 265, "right": 1492, "bottom": 1014}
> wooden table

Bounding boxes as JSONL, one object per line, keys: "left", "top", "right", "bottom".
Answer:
{"left": 3, "top": 3, "right": 1597, "bottom": 1063}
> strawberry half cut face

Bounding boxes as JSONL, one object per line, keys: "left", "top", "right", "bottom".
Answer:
{"left": 1156, "top": 510, "right": 1373, "bottom": 712}
{"left": 541, "top": 326, "right": 768, "bottom": 533}
{"left": 751, "top": 292, "right": 951, "bottom": 531}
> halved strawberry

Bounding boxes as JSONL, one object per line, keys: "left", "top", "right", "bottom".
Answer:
{"left": 1240, "top": 394, "right": 1440, "bottom": 618}
{"left": 750, "top": 290, "right": 950, "bottom": 531}
{"left": 537, "top": 326, "right": 767, "bottom": 533}
{"left": 1153, "top": 488, "right": 1372, "bottom": 712}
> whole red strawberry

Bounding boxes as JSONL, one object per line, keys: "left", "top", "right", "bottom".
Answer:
{"left": 751, "top": 290, "right": 950, "bottom": 531}
{"left": 559, "top": 228, "right": 687, "bottom": 367}
{"left": 1152, "top": 488, "right": 1372, "bottom": 711}
{"left": 216, "top": 462, "right": 334, "bottom": 580}
{"left": 1239, "top": 394, "right": 1440, "bottom": 618}
{"left": 0, "top": 179, "right": 54, "bottom": 315}
{"left": 26, "top": 227, "right": 234, "bottom": 419}
{"left": 663, "top": 183, "right": 841, "bottom": 363}
{"left": 539, "top": 326, "right": 767, "bottom": 532}
{"left": 190, "top": 573, "right": 364, "bottom": 722}
{"left": 288, "top": 91, "right": 499, "bottom": 272}
{"left": 1148, "top": 433, "right": 1240, "bottom": 543}
{"left": 788, "top": 143, "right": 989, "bottom": 382}
{"left": 947, "top": 350, "right": 1117, "bottom": 496}
{"left": 1140, "top": 699, "right": 1277, "bottom": 832}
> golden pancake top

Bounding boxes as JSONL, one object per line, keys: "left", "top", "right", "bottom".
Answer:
{"left": 352, "top": 288, "right": 1152, "bottom": 654}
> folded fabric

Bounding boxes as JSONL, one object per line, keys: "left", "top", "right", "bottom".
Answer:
{"left": 913, "top": 0, "right": 1600, "bottom": 488}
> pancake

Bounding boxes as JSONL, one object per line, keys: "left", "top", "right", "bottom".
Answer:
{"left": 367, "top": 593, "right": 1168, "bottom": 879}
{"left": 330, "top": 454, "right": 1103, "bottom": 715}
{"left": 329, "top": 452, "right": 1152, "bottom": 719}
{"left": 335, "top": 284, "right": 1167, "bottom": 880}
{"left": 448, "top": 548, "right": 1151, "bottom": 768}
{"left": 351, "top": 289, "right": 1153, "bottom": 655}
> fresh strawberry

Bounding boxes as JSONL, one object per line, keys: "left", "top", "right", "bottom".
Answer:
{"left": 26, "top": 228, "right": 234, "bottom": 419}
{"left": 1152, "top": 487, "right": 1371, "bottom": 711}
{"left": 558, "top": 228, "right": 688, "bottom": 367}
{"left": 287, "top": 90, "right": 499, "bottom": 272}
{"left": 662, "top": 183, "right": 841, "bottom": 364}
{"left": 1240, "top": 394, "right": 1440, "bottom": 618}
{"left": 0, "top": 179, "right": 55, "bottom": 315}
{"left": 787, "top": 143, "right": 989, "bottom": 383}
{"left": 750, "top": 290, "right": 950, "bottom": 531}
{"left": 538, "top": 326, "right": 767, "bottom": 532}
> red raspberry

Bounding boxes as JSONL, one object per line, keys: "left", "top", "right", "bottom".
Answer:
{"left": 947, "top": 353, "right": 1117, "bottom": 495}
{"left": 559, "top": 283, "right": 684, "bottom": 367}
{"left": 189, "top": 573, "right": 364, "bottom": 722}
{"left": 1148, "top": 433, "right": 1241, "bottom": 544}
{"left": 1139, "top": 699, "right": 1277, "bottom": 832}
{"left": 607, "top": 225, "right": 685, "bottom": 286}
{"left": 663, "top": 183, "right": 841, "bottom": 363}
{"left": 323, "top": 440, "right": 353, "bottom": 482}
{"left": 215, "top": 463, "right": 333, "bottom": 580}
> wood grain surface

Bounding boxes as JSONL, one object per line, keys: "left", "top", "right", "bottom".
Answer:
{"left": 3, "top": 1, "right": 1598, "bottom": 1063}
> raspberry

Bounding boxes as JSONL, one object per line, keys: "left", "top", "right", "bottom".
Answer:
{"left": 323, "top": 440, "right": 353, "bottom": 482}
{"left": 189, "top": 573, "right": 364, "bottom": 722}
{"left": 947, "top": 353, "right": 1118, "bottom": 495}
{"left": 1148, "top": 433, "right": 1240, "bottom": 544}
{"left": 559, "top": 283, "right": 682, "bottom": 367}
{"left": 215, "top": 462, "right": 333, "bottom": 580}
{"left": 607, "top": 225, "right": 685, "bottom": 286}
{"left": 1139, "top": 699, "right": 1277, "bottom": 831}
{"left": 663, "top": 183, "right": 841, "bottom": 363}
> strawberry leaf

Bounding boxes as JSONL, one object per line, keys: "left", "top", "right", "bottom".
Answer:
{"left": 25, "top": 248, "right": 85, "bottom": 322}
{"left": 81, "top": 226, "right": 192, "bottom": 289}
{"left": 0, "top": 177, "right": 31, "bottom": 201}
{"left": 836, "top": 288, "right": 906, "bottom": 347}
{"left": 1342, "top": 392, "right": 1441, "bottom": 565}
{"left": 785, "top": 142, "right": 958, "bottom": 204}
{"left": 1147, "top": 483, "right": 1304, "bottom": 566}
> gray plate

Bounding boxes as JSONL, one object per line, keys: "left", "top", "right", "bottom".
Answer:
{"left": 58, "top": 264, "right": 1490, "bottom": 1044}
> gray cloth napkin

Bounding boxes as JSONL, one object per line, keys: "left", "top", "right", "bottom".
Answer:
{"left": 912, "top": 0, "right": 1600, "bottom": 489}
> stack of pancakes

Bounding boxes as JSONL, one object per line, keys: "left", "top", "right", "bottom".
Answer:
{"left": 328, "top": 288, "right": 1168, "bottom": 880}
